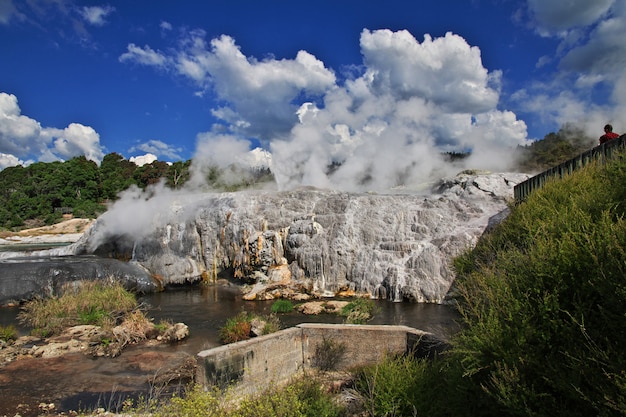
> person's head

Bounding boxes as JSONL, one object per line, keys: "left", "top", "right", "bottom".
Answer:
{"left": 604, "top": 124, "right": 613, "bottom": 132}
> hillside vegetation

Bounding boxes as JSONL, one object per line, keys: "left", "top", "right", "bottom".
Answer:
{"left": 0, "top": 153, "right": 192, "bottom": 229}
{"left": 513, "top": 123, "right": 596, "bottom": 173}
{"left": 341, "top": 144, "right": 625, "bottom": 417}
{"left": 0, "top": 126, "right": 595, "bottom": 230}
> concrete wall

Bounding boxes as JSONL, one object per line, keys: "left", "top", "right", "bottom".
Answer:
{"left": 196, "top": 324, "right": 434, "bottom": 395}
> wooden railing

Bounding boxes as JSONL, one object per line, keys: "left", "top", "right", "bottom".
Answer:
{"left": 514, "top": 134, "right": 626, "bottom": 202}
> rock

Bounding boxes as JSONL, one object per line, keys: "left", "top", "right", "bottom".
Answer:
{"left": 11, "top": 172, "right": 528, "bottom": 304}
{"left": 324, "top": 300, "right": 350, "bottom": 313}
{"left": 249, "top": 317, "right": 267, "bottom": 337}
{"left": 296, "top": 300, "right": 349, "bottom": 315}
{"left": 297, "top": 301, "right": 325, "bottom": 315}
{"left": 0, "top": 255, "right": 160, "bottom": 306}
{"left": 162, "top": 323, "right": 189, "bottom": 342}
{"left": 32, "top": 339, "right": 87, "bottom": 358}
{"left": 267, "top": 262, "right": 291, "bottom": 283}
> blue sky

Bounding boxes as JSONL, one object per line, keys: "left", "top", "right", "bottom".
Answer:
{"left": 1, "top": 0, "right": 625, "bottom": 189}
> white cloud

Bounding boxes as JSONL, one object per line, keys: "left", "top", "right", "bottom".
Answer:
{"left": 0, "top": 92, "right": 45, "bottom": 157}
{"left": 125, "top": 28, "right": 530, "bottom": 191}
{"left": 119, "top": 43, "right": 169, "bottom": 67}
{"left": 121, "top": 32, "right": 336, "bottom": 140}
{"left": 513, "top": 0, "right": 626, "bottom": 137}
{"left": 129, "top": 153, "right": 158, "bottom": 166}
{"left": 267, "top": 29, "right": 528, "bottom": 191}
{"left": 0, "top": 92, "right": 105, "bottom": 166}
{"left": 43, "top": 123, "right": 105, "bottom": 163}
{"left": 527, "top": 0, "right": 615, "bottom": 32}
{"left": 129, "top": 139, "right": 182, "bottom": 161}
{"left": 0, "top": 152, "right": 24, "bottom": 170}
{"left": 80, "top": 5, "right": 115, "bottom": 26}
{"left": 359, "top": 30, "right": 499, "bottom": 113}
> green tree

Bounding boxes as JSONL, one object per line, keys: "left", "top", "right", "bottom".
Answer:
{"left": 166, "top": 160, "right": 191, "bottom": 189}
{"left": 99, "top": 152, "right": 138, "bottom": 201}
{"left": 133, "top": 160, "right": 169, "bottom": 189}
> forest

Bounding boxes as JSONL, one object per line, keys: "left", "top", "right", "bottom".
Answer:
{"left": 0, "top": 125, "right": 595, "bottom": 230}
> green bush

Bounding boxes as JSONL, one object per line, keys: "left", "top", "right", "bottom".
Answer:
{"left": 18, "top": 280, "right": 138, "bottom": 336}
{"left": 231, "top": 377, "right": 344, "bottom": 417}
{"left": 0, "top": 324, "right": 18, "bottom": 342}
{"left": 147, "top": 377, "right": 343, "bottom": 417}
{"left": 270, "top": 299, "right": 294, "bottom": 313}
{"left": 219, "top": 311, "right": 253, "bottom": 344}
{"left": 341, "top": 298, "right": 376, "bottom": 324}
{"left": 450, "top": 155, "right": 626, "bottom": 416}
{"left": 153, "top": 385, "right": 223, "bottom": 417}
{"left": 219, "top": 311, "right": 282, "bottom": 344}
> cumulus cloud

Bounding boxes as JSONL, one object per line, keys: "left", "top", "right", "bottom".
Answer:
{"left": 121, "top": 31, "right": 336, "bottom": 140}
{"left": 121, "top": 28, "right": 529, "bottom": 191}
{"left": 129, "top": 153, "right": 158, "bottom": 166}
{"left": 0, "top": 152, "right": 25, "bottom": 170}
{"left": 360, "top": 30, "right": 499, "bottom": 113}
{"left": 514, "top": 0, "right": 626, "bottom": 137}
{"left": 129, "top": 139, "right": 182, "bottom": 161}
{"left": 0, "top": 92, "right": 105, "bottom": 167}
{"left": 268, "top": 29, "right": 527, "bottom": 190}
{"left": 42, "top": 123, "right": 105, "bottom": 162}
{"left": 0, "top": 92, "right": 45, "bottom": 157}
{"left": 80, "top": 5, "right": 115, "bottom": 26}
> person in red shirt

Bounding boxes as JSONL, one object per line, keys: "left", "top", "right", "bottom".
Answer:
{"left": 599, "top": 124, "right": 619, "bottom": 144}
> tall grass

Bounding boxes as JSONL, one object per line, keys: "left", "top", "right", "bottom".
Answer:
{"left": 149, "top": 377, "right": 344, "bottom": 417}
{"left": 449, "top": 155, "right": 626, "bottom": 416}
{"left": 218, "top": 311, "right": 281, "bottom": 344}
{"left": 345, "top": 153, "right": 626, "bottom": 416}
{"left": 18, "top": 280, "right": 138, "bottom": 336}
{"left": 341, "top": 298, "right": 377, "bottom": 324}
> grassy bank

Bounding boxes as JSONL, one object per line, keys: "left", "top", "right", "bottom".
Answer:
{"left": 445, "top": 152, "right": 626, "bottom": 416}
{"left": 341, "top": 152, "right": 626, "bottom": 416}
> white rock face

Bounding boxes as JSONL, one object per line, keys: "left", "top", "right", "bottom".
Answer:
{"left": 84, "top": 172, "right": 528, "bottom": 303}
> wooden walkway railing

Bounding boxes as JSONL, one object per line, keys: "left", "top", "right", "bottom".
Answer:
{"left": 514, "top": 134, "right": 626, "bottom": 202}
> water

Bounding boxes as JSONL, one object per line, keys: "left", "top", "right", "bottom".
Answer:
{"left": 0, "top": 242, "right": 72, "bottom": 252}
{"left": 139, "top": 284, "right": 461, "bottom": 353}
{"left": 0, "top": 283, "right": 460, "bottom": 416}
{"left": 1, "top": 283, "right": 461, "bottom": 351}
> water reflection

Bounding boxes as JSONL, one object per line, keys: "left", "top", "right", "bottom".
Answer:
{"left": 139, "top": 284, "right": 461, "bottom": 353}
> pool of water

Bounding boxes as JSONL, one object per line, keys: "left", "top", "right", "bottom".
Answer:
{"left": 0, "top": 283, "right": 461, "bottom": 416}
{"left": 139, "top": 284, "right": 461, "bottom": 353}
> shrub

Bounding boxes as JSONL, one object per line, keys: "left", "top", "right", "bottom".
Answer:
{"left": 0, "top": 324, "right": 18, "bottom": 342}
{"left": 219, "top": 311, "right": 281, "bottom": 344}
{"left": 219, "top": 311, "right": 254, "bottom": 344}
{"left": 153, "top": 385, "right": 223, "bottom": 417}
{"left": 261, "top": 313, "right": 281, "bottom": 334}
{"left": 312, "top": 337, "right": 345, "bottom": 372}
{"left": 230, "top": 377, "right": 344, "bottom": 417}
{"left": 450, "top": 155, "right": 626, "bottom": 416}
{"left": 352, "top": 354, "right": 427, "bottom": 417}
{"left": 18, "top": 280, "right": 138, "bottom": 336}
{"left": 270, "top": 299, "right": 294, "bottom": 313}
{"left": 340, "top": 298, "right": 376, "bottom": 324}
